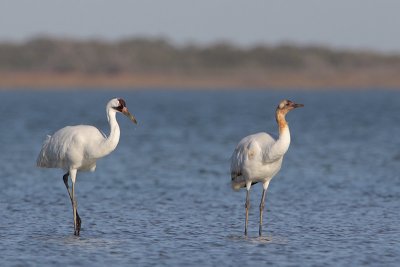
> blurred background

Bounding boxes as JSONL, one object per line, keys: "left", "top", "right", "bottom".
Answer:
{"left": 1, "top": 0, "right": 400, "bottom": 89}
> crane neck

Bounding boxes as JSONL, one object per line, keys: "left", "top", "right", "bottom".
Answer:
{"left": 96, "top": 108, "right": 121, "bottom": 158}
{"left": 276, "top": 109, "right": 289, "bottom": 135}
{"left": 271, "top": 109, "right": 291, "bottom": 157}
{"left": 107, "top": 107, "right": 121, "bottom": 147}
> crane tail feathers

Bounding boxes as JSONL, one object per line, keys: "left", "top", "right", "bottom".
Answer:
{"left": 231, "top": 172, "right": 259, "bottom": 191}
{"left": 36, "top": 135, "right": 52, "bottom": 168}
{"left": 231, "top": 178, "right": 258, "bottom": 191}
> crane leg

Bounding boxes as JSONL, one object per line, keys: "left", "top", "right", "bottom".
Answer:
{"left": 63, "top": 172, "right": 81, "bottom": 234}
{"left": 259, "top": 180, "right": 270, "bottom": 237}
{"left": 259, "top": 188, "right": 266, "bottom": 236}
{"left": 71, "top": 180, "right": 80, "bottom": 236}
{"left": 245, "top": 187, "right": 250, "bottom": 236}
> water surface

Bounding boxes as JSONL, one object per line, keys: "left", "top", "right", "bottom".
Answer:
{"left": 0, "top": 90, "right": 399, "bottom": 266}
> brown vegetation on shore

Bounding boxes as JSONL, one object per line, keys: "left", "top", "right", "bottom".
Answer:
{"left": 1, "top": 37, "right": 400, "bottom": 89}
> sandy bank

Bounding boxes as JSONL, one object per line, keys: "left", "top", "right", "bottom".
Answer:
{"left": 1, "top": 70, "right": 399, "bottom": 90}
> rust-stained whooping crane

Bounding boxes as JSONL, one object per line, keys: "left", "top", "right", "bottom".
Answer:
{"left": 230, "top": 99, "right": 303, "bottom": 236}
{"left": 37, "top": 98, "right": 137, "bottom": 236}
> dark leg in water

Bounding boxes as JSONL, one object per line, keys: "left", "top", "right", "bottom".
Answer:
{"left": 63, "top": 172, "right": 81, "bottom": 235}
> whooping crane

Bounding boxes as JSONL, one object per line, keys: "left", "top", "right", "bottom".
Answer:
{"left": 230, "top": 99, "right": 303, "bottom": 236}
{"left": 37, "top": 98, "right": 137, "bottom": 235}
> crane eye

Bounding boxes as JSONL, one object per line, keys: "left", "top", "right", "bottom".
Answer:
{"left": 118, "top": 98, "right": 126, "bottom": 107}
{"left": 112, "top": 105, "right": 123, "bottom": 112}
{"left": 286, "top": 101, "right": 294, "bottom": 107}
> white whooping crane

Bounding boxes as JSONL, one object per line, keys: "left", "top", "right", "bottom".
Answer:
{"left": 230, "top": 99, "right": 303, "bottom": 236}
{"left": 37, "top": 98, "right": 137, "bottom": 235}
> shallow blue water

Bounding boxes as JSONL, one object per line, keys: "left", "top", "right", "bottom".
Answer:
{"left": 0, "top": 89, "right": 399, "bottom": 266}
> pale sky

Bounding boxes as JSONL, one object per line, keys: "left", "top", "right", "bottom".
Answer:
{"left": 0, "top": 0, "right": 399, "bottom": 52}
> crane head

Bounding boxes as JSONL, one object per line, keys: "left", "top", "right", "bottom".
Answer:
{"left": 277, "top": 99, "right": 304, "bottom": 113}
{"left": 111, "top": 98, "right": 138, "bottom": 124}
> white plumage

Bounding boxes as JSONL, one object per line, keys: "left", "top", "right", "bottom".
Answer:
{"left": 230, "top": 99, "right": 303, "bottom": 236}
{"left": 37, "top": 98, "right": 137, "bottom": 236}
{"left": 37, "top": 126, "right": 104, "bottom": 172}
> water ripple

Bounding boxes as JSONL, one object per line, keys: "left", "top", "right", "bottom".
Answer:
{"left": 0, "top": 90, "right": 399, "bottom": 266}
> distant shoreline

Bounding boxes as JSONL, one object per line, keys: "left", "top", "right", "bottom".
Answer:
{"left": 1, "top": 71, "right": 400, "bottom": 90}
{"left": 1, "top": 38, "right": 400, "bottom": 90}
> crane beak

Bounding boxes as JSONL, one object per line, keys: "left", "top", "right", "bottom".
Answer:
{"left": 290, "top": 102, "right": 304, "bottom": 109}
{"left": 122, "top": 107, "right": 138, "bottom": 124}
{"left": 293, "top": 103, "right": 304, "bottom": 108}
